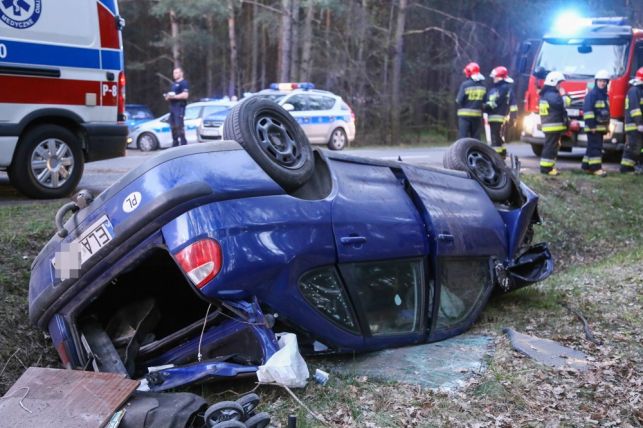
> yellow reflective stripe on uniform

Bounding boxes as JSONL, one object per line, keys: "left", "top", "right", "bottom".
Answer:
{"left": 542, "top": 123, "right": 566, "bottom": 132}
{"left": 625, "top": 123, "right": 638, "bottom": 131}
{"left": 588, "top": 157, "right": 602, "bottom": 165}
{"left": 457, "top": 108, "right": 482, "bottom": 117}
{"left": 510, "top": 105, "right": 518, "bottom": 112}
{"left": 584, "top": 112, "right": 595, "bottom": 119}
{"left": 621, "top": 158, "right": 636, "bottom": 167}
{"left": 630, "top": 108, "right": 642, "bottom": 117}
{"left": 540, "top": 159, "right": 556, "bottom": 167}
{"left": 563, "top": 96, "right": 572, "bottom": 107}
{"left": 493, "top": 146, "right": 506, "bottom": 153}
{"left": 595, "top": 125, "right": 607, "bottom": 131}
{"left": 488, "top": 115, "right": 506, "bottom": 123}
{"left": 595, "top": 101, "right": 606, "bottom": 108}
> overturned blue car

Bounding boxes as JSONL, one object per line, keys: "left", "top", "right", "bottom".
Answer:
{"left": 29, "top": 99, "right": 553, "bottom": 392}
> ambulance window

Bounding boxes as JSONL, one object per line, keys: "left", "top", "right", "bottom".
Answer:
{"left": 184, "top": 107, "right": 200, "bottom": 120}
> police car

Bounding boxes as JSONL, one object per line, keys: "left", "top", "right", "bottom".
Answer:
{"left": 128, "top": 100, "right": 236, "bottom": 151}
{"left": 242, "top": 83, "right": 356, "bottom": 150}
{"left": 124, "top": 104, "right": 154, "bottom": 131}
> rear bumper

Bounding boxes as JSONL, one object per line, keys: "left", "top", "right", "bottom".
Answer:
{"left": 81, "top": 122, "right": 128, "bottom": 162}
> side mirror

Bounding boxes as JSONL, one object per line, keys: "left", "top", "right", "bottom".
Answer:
{"left": 520, "top": 41, "right": 532, "bottom": 54}
{"left": 160, "top": 117, "right": 169, "bottom": 123}
{"left": 282, "top": 103, "right": 295, "bottom": 112}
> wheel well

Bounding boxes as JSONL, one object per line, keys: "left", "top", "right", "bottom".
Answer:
{"left": 19, "top": 117, "right": 87, "bottom": 162}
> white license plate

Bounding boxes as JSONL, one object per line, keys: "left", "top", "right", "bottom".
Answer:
{"left": 566, "top": 108, "right": 580, "bottom": 117}
{"left": 203, "top": 127, "right": 221, "bottom": 136}
{"left": 74, "top": 215, "right": 114, "bottom": 265}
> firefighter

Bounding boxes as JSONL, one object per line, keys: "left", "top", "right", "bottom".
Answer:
{"left": 581, "top": 70, "right": 610, "bottom": 176}
{"left": 456, "top": 62, "right": 487, "bottom": 139}
{"left": 485, "top": 66, "right": 518, "bottom": 158}
{"left": 620, "top": 67, "right": 643, "bottom": 174}
{"left": 539, "top": 71, "right": 570, "bottom": 176}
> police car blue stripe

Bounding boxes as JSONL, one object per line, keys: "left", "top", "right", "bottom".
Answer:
{"left": 98, "top": 0, "right": 117, "bottom": 15}
{"left": 0, "top": 39, "right": 122, "bottom": 71}
{"left": 295, "top": 115, "right": 350, "bottom": 125}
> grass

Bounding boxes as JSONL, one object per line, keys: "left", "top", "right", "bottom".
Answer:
{"left": 0, "top": 173, "right": 641, "bottom": 426}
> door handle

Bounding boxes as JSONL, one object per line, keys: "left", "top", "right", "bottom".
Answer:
{"left": 437, "top": 233, "right": 454, "bottom": 243}
{"left": 340, "top": 236, "right": 367, "bottom": 245}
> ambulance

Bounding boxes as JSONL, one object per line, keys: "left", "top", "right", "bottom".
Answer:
{"left": 0, "top": 0, "right": 127, "bottom": 198}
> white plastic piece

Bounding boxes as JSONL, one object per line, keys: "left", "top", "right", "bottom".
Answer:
{"left": 256, "top": 333, "right": 309, "bottom": 388}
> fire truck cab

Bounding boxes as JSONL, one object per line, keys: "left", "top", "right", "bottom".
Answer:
{"left": 520, "top": 17, "right": 643, "bottom": 158}
{"left": 0, "top": 0, "right": 128, "bottom": 198}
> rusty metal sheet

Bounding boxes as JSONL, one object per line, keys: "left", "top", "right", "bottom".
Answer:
{"left": 0, "top": 367, "right": 139, "bottom": 428}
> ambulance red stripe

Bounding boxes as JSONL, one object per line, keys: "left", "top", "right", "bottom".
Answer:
{"left": 0, "top": 76, "right": 117, "bottom": 106}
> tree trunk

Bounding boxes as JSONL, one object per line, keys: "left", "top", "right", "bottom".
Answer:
{"left": 205, "top": 14, "right": 215, "bottom": 97}
{"left": 228, "top": 0, "right": 238, "bottom": 97}
{"left": 278, "top": 0, "right": 292, "bottom": 82}
{"left": 323, "top": 8, "right": 331, "bottom": 88}
{"left": 355, "top": 0, "right": 368, "bottom": 135}
{"left": 260, "top": 26, "right": 267, "bottom": 89}
{"left": 390, "top": 0, "right": 407, "bottom": 145}
{"left": 250, "top": 1, "right": 259, "bottom": 92}
{"left": 169, "top": 9, "right": 180, "bottom": 67}
{"left": 299, "top": 0, "right": 314, "bottom": 82}
{"left": 290, "top": 0, "right": 300, "bottom": 81}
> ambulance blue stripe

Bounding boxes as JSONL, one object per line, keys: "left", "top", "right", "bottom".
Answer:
{"left": 98, "top": 0, "right": 117, "bottom": 15}
{"left": 0, "top": 40, "right": 121, "bottom": 70}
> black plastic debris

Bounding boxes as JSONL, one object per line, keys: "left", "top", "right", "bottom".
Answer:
{"left": 119, "top": 391, "right": 207, "bottom": 428}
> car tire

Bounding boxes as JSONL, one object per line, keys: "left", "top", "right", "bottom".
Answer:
{"left": 204, "top": 401, "right": 244, "bottom": 425}
{"left": 244, "top": 412, "right": 271, "bottom": 428}
{"left": 327, "top": 127, "right": 347, "bottom": 150}
{"left": 223, "top": 98, "right": 314, "bottom": 191}
{"left": 236, "top": 393, "right": 260, "bottom": 418}
{"left": 530, "top": 144, "right": 543, "bottom": 157}
{"left": 443, "top": 138, "right": 513, "bottom": 202}
{"left": 8, "top": 124, "right": 84, "bottom": 199}
{"left": 137, "top": 132, "right": 159, "bottom": 152}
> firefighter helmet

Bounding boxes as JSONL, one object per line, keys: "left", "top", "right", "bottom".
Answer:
{"left": 490, "top": 66, "right": 509, "bottom": 79}
{"left": 636, "top": 67, "right": 643, "bottom": 81}
{"left": 594, "top": 70, "right": 610, "bottom": 81}
{"left": 544, "top": 71, "right": 565, "bottom": 87}
{"left": 464, "top": 62, "right": 480, "bottom": 78}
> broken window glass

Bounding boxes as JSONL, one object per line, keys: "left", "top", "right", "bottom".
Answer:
{"left": 299, "top": 267, "right": 357, "bottom": 331}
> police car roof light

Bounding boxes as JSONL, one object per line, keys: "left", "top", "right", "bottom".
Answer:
{"left": 591, "top": 17, "right": 627, "bottom": 26}
{"left": 269, "top": 82, "right": 316, "bottom": 91}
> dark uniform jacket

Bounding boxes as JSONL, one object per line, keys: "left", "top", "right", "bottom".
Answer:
{"left": 485, "top": 80, "right": 518, "bottom": 123}
{"left": 539, "top": 86, "right": 570, "bottom": 133}
{"left": 624, "top": 84, "right": 643, "bottom": 132}
{"left": 583, "top": 85, "right": 610, "bottom": 133}
{"left": 456, "top": 79, "right": 487, "bottom": 117}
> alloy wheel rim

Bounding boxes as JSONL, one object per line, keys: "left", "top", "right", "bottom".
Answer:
{"left": 140, "top": 134, "right": 155, "bottom": 151}
{"left": 30, "top": 138, "right": 74, "bottom": 189}
{"left": 255, "top": 114, "right": 304, "bottom": 169}
{"left": 467, "top": 150, "right": 502, "bottom": 188}
{"left": 331, "top": 130, "right": 346, "bottom": 149}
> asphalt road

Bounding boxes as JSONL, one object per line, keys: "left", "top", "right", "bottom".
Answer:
{"left": 0, "top": 142, "right": 621, "bottom": 205}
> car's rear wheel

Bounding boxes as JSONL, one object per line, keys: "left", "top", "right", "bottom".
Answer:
{"left": 328, "top": 128, "right": 347, "bottom": 150}
{"left": 443, "top": 138, "right": 513, "bottom": 202}
{"left": 223, "top": 98, "right": 314, "bottom": 191}
{"left": 137, "top": 132, "right": 159, "bottom": 152}
{"left": 9, "top": 124, "right": 84, "bottom": 199}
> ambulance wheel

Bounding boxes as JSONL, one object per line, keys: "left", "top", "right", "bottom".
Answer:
{"left": 444, "top": 138, "right": 513, "bottom": 202}
{"left": 530, "top": 144, "right": 543, "bottom": 157}
{"left": 137, "top": 132, "right": 159, "bottom": 152}
{"left": 223, "top": 98, "right": 314, "bottom": 191}
{"left": 327, "top": 128, "right": 347, "bottom": 150}
{"left": 9, "top": 124, "right": 84, "bottom": 199}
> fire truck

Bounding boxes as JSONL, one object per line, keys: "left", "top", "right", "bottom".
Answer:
{"left": 516, "top": 17, "right": 643, "bottom": 158}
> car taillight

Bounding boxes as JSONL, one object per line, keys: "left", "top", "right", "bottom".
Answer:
{"left": 117, "top": 71, "right": 126, "bottom": 121}
{"left": 175, "top": 239, "right": 222, "bottom": 289}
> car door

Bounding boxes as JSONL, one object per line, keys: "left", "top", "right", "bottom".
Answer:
{"left": 330, "top": 159, "right": 428, "bottom": 348}
{"left": 282, "top": 94, "right": 316, "bottom": 142}
{"left": 183, "top": 106, "right": 202, "bottom": 144}
{"left": 399, "top": 164, "right": 507, "bottom": 342}
{"left": 306, "top": 94, "right": 337, "bottom": 143}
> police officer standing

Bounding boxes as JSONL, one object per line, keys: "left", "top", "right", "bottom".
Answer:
{"left": 620, "top": 67, "right": 643, "bottom": 174}
{"left": 485, "top": 66, "right": 518, "bottom": 158}
{"left": 538, "top": 71, "right": 570, "bottom": 176}
{"left": 165, "top": 67, "right": 190, "bottom": 147}
{"left": 581, "top": 70, "right": 610, "bottom": 176}
{"left": 456, "top": 62, "right": 487, "bottom": 139}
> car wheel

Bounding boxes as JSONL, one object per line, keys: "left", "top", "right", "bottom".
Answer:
{"left": 137, "top": 132, "right": 159, "bottom": 152}
{"left": 8, "top": 124, "right": 84, "bottom": 199}
{"left": 223, "top": 98, "right": 314, "bottom": 191}
{"left": 204, "top": 401, "right": 244, "bottom": 426}
{"left": 236, "top": 393, "right": 260, "bottom": 418}
{"left": 244, "top": 412, "right": 271, "bottom": 428}
{"left": 530, "top": 144, "right": 543, "bottom": 157}
{"left": 443, "top": 138, "right": 513, "bottom": 202}
{"left": 328, "top": 127, "right": 347, "bottom": 150}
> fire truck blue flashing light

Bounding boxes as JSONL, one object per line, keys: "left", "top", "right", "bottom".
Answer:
{"left": 269, "top": 82, "right": 316, "bottom": 91}
{"left": 552, "top": 11, "right": 591, "bottom": 35}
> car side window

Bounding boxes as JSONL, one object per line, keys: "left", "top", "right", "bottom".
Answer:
{"left": 341, "top": 259, "right": 423, "bottom": 335}
{"left": 286, "top": 95, "right": 308, "bottom": 111}
{"left": 435, "top": 258, "right": 491, "bottom": 330}
{"left": 299, "top": 267, "right": 358, "bottom": 332}
{"left": 184, "top": 107, "right": 200, "bottom": 120}
{"left": 308, "top": 95, "right": 336, "bottom": 111}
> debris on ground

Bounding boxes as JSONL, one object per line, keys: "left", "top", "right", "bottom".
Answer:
{"left": 503, "top": 327, "right": 589, "bottom": 371}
